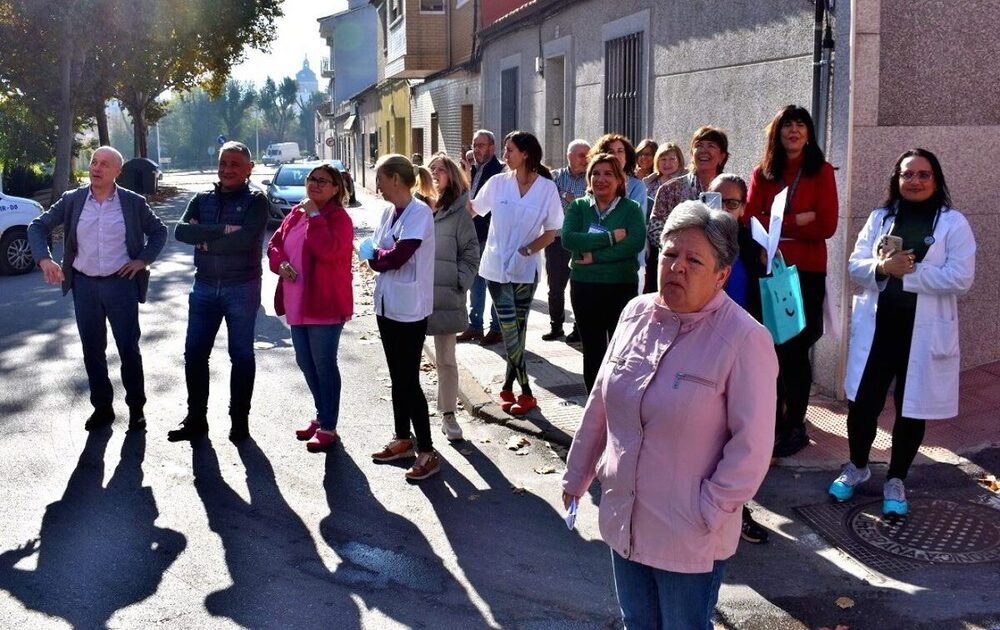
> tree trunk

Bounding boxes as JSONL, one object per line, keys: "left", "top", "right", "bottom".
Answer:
{"left": 132, "top": 106, "right": 148, "bottom": 158}
{"left": 51, "top": 34, "right": 76, "bottom": 204}
{"left": 95, "top": 104, "right": 110, "bottom": 146}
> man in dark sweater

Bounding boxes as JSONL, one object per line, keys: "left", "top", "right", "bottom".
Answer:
{"left": 169, "top": 141, "right": 269, "bottom": 443}
{"left": 459, "top": 129, "right": 505, "bottom": 345}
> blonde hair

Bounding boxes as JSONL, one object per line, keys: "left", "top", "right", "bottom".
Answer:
{"left": 653, "top": 142, "right": 685, "bottom": 178}
{"left": 427, "top": 153, "right": 469, "bottom": 210}
{"left": 413, "top": 165, "right": 437, "bottom": 206}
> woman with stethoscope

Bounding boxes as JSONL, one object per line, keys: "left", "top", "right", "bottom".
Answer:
{"left": 829, "top": 148, "right": 976, "bottom": 516}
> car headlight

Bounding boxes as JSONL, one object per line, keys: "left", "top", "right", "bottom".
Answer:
{"left": 269, "top": 196, "right": 288, "bottom": 205}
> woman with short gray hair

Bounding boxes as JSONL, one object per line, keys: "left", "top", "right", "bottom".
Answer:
{"left": 564, "top": 199, "right": 778, "bottom": 629}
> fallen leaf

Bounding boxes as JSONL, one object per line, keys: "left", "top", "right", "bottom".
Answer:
{"left": 834, "top": 596, "right": 855, "bottom": 610}
{"left": 534, "top": 466, "right": 557, "bottom": 475}
{"left": 506, "top": 436, "right": 530, "bottom": 450}
{"left": 479, "top": 437, "right": 492, "bottom": 444}
{"left": 379, "top": 396, "right": 391, "bottom": 402}
{"left": 977, "top": 475, "right": 999, "bottom": 493}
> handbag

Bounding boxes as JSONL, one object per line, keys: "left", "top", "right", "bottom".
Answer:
{"left": 758, "top": 256, "right": 806, "bottom": 345}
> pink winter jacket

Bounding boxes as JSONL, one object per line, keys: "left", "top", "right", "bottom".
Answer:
{"left": 562, "top": 291, "right": 778, "bottom": 573}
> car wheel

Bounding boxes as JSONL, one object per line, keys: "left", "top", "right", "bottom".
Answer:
{"left": 0, "top": 228, "right": 35, "bottom": 275}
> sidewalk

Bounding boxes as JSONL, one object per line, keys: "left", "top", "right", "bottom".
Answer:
{"left": 430, "top": 265, "right": 1000, "bottom": 470}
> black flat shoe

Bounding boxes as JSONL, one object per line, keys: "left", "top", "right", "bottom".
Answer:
{"left": 85, "top": 408, "right": 115, "bottom": 431}
{"left": 167, "top": 417, "right": 208, "bottom": 442}
{"left": 741, "top": 507, "right": 769, "bottom": 544}
{"left": 772, "top": 426, "right": 810, "bottom": 458}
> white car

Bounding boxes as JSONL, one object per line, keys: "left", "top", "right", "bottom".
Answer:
{"left": 0, "top": 190, "right": 44, "bottom": 274}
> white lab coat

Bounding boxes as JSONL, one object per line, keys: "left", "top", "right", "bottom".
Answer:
{"left": 844, "top": 206, "right": 976, "bottom": 419}
{"left": 372, "top": 197, "right": 436, "bottom": 322}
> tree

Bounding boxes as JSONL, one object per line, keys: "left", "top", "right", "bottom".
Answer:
{"left": 218, "top": 81, "right": 257, "bottom": 144}
{"left": 112, "top": 0, "right": 282, "bottom": 157}
{"left": 274, "top": 77, "right": 299, "bottom": 143}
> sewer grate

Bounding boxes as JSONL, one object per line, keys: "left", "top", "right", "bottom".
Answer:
{"left": 795, "top": 493, "right": 1000, "bottom": 576}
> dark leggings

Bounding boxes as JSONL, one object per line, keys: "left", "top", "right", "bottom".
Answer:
{"left": 846, "top": 299, "right": 926, "bottom": 480}
{"left": 488, "top": 281, "right": 536, "bottom": 395}
{"left": 377, "top": 315, "right": 432, "bottom": 453}
{"left": 775, "top": 271, "right": 826, "bottom": 434}
{"left": 570, "top": 280, "right": 637, "bottom": 392}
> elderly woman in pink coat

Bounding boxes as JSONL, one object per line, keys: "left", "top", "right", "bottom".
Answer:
{"left": 562, "top": 200, "right": 779, "bottom": 630}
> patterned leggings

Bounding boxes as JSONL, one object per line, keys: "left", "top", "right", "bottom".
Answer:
{"left": 487, "top": 281, "right": 537, "bottom": 395}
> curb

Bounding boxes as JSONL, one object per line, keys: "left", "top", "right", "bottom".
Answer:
{"left": 422, "top": 341, "right": 574, "bottom": 448}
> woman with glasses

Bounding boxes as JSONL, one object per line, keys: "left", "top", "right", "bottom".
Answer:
{"left": 709, "top": 173, "right": 772, "bottom": 545}
{"left": 745, "top": 105, "right": 838, "bottom": 458}
{"left": 268, "top": 164, "right": 354, "bottom": 452}
{"left": 634, "top": 138, "right": 658, "bottom": 180}
{"left": 829, "top": 149, "right": 975, "bottom": 516}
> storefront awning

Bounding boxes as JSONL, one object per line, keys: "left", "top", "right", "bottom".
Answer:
{"left": 343, "top": 115, "right": 357, "bottom": 131}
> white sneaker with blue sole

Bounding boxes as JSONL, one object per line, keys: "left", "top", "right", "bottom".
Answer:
{"left": 883, "top": 478, "right": 908, "bottom": 516}
{"left": 828, "top": 462, "right": 871, "bottom": 501}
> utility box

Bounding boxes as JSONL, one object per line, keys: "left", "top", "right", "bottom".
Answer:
{"left": 117, "top": 158, "right": 161, "bottom": 195}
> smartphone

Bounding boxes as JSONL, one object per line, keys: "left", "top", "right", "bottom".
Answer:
{"left": 880, "top": 234, "right": 904, "bottom": 255}
{"left": 699, "top": 191, "right": 722, "bottom": 211}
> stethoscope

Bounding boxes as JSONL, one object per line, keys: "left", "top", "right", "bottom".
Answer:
{"left": 879, "top": 203, "right": 941, "bottom": 248}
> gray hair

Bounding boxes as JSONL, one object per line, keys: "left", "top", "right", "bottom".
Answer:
{"left": 661, "top": 200, "right": 738, "bottom": 270}
{"left": 93, "top": 145, "right": 124, "bottom": 168}
{"left": 566, "top": 138, "right": 590, "bottom": 153}
{"left": 219, "top": 141, "right": 252, "bottom": 161}
{"left": 473, "top": 129, "right": 495, "bottom": 145}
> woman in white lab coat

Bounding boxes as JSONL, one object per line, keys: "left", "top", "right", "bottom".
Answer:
{"left": 829, "top": 148, "right": 975, "bottom": 516}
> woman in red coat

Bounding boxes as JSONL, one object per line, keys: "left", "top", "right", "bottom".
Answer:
{"left": 267, "top": 164, "right": 355, "bottom": 452}
{"left": 745, "top": 105, "right": 838, "bottom": 458}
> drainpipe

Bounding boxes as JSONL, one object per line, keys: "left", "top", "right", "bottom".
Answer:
{"left": 810, "top": 0, "right": 825, "bottom": 144}
{"left": 816, "top": 20, "right": 835, "bottom": 152}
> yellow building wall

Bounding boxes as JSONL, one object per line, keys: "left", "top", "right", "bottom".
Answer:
{"left": 378, "top": 82, "right": 411, "bottom": 158}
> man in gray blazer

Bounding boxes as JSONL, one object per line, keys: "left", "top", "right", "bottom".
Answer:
{"left": 28, "top": 146, "right": 168, "bottom": 432}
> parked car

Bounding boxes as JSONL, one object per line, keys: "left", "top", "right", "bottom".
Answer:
{"left": 325, "top": 159, "right": 357, "bottom": 206}
{"left": 0, "top": 190, "right": 44, "bottom": 275}
{"left": 262, "top": 163, "right": 313, "bottom": 224}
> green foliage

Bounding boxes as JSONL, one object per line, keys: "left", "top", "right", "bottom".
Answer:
{"left": 0, "top": 97, "right": 56, "bottom": 167}
{"left": 1, "top": 163, "right": 53, "bottom": 198}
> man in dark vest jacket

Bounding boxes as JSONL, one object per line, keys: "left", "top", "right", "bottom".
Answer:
{"left": 169, "top": 141, "right": 269, "bottom": 443}
{"left": 458, "top": 129, "right": 505, "bottom": 345}
{"left": 28, "top": 146, "right": 167, "bottom": 432}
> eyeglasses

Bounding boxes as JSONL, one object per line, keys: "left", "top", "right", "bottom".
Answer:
{"left": 899, "top": 171, "right": 933, "bottom": 182}
{"left": 307, "top": 176, "right": 335, "bottom": 186}
{"left": 637, "top": 151, "right": 654, "bottom": 158}
{"left": 722, "top": 198, "right": 744, "bottom": 210}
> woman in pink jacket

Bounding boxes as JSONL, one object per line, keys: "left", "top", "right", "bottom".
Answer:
{"left": 268, "top": 164, "right": 354, "bottom": 453}
{"left": 562, "top": 200, "right": 778, "bottom": 629}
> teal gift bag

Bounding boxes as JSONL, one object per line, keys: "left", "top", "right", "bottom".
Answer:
{"left": 758, "top": 257, "right": 806, "bottom": 345}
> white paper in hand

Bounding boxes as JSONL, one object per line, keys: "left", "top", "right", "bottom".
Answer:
{"left": 565, "top": 496, "right": 578, "bottom": 530}
{"left": 751, "top": 187, "right": 788, "bottom": 274}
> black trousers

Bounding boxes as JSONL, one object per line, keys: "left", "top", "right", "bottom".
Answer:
{"left": 570, "top": 280, "right": 637, "bottom": 392}
{"left": 775, "top": 271, "right": 826, "bottom": 434}
{"left": 544, "top": 237, "right": 572, "bottom": 328}
{"left": 377, "top": 315, "right": 432, "bottom": 453}
{"left": 643, "top": 245, "right": 659, "bottom": 294}
{"left": 847, "top": 300, "right": 926, "bottom": 480}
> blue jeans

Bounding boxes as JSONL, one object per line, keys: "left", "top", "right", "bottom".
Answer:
{"left": 72, "top": 273, "right": 146, "bottom": 412}
{"left": 290, "top": 324, "right": 344, "bottom": 431}
{"left": 184, "top": 278, "right": 261, "bottom": 420}
{"left": 469, "top": 247, "right": 500, "bottom": 333}
{"left": 611, "top": 550, "right": 725, "bottom": 630}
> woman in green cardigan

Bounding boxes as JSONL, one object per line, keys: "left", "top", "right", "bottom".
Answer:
{"left": 562, "top": 153, "right": 646, "bottom": 392}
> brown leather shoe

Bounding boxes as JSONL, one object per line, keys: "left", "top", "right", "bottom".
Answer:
{"left": 480, "top": 330, "right": 504, "bottom": 345}
{"left": 405, "top": 451, "right": 441, "bottom": 481}
{"left": 456, "top": 328, "right": 484, "bottom": 343}
{"left": 371, "top": 438, "right": 415, "bottom": 462}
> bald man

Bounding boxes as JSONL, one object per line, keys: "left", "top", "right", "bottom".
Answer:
{"left": 28, "top": 146, "right": 168, "bottom": 433}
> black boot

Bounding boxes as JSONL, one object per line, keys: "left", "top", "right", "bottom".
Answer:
{"left": 167, "top": 416, "right": 208, "bottom": 442}
{"left": 741, "top": 505, "right": 769, "bottom": 544}
{"left": 229, "top": 416, "right": 250, "bottom": 443}
{"left": 541, "top": 325, "right": 565, "bottom": 341}
{"left": 772, "top": 425, "right": 810, "bottom": 458}
{"left": 84, "top": 406, "right": 115, "bottom": 431}
{"left": 128, "top": 406, "right": 147, "bottom": 432}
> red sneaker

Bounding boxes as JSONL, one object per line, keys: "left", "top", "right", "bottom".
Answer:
{"left": 306, "top": 430, "right": 339, "bottom": 452}
{"left": 499, "top": 389, "right": 516, "bottom": 413}
{"left": 509, "top": 395, "right": 537, "bottom": 415}
{"left": 296, "top": 421, "right": 320, "bottom": 441}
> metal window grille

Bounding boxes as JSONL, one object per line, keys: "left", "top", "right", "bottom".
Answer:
{"left": 604, "top": 32, "right": 642, "bottom": 142}
{"left": 500, "top": 67, "right": 519, "bottom": 140}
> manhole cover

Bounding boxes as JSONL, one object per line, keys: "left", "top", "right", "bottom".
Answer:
{"left": 848, "top": 499, "right": 1000, "bottom": 564}
{"left": 795, "top": 492, "right": 1000, "bottom": 576}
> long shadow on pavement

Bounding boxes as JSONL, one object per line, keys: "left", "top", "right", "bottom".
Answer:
{"left": 321, "top": 450, "right": 487, "bottom": 627}
{"left": 192, "top": 439, "right": 361, "bottom": 630}
{"left": 419, "top": 442, "right": 618, "bottom": 628}
{"left": 0, "top": 430, "right": 186, "bottom": 629}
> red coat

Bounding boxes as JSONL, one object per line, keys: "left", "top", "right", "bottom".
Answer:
{"left": 744, "top": 157, "right": 838, "bottom": 273}
{"left": 268, "top": 200, "right": 354, "bottom": 321}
